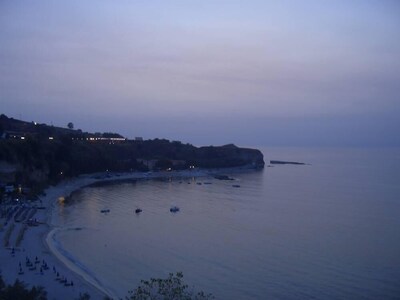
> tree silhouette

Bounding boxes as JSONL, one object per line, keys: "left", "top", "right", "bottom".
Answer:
{"left": 0, "top": 276, "right": 47, "bottom": 300}
{"left": 129, "top": 272, "right": 213, "bottom": 300}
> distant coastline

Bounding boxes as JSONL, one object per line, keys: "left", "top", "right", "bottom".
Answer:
{"left": 0, "top": 114, "right": 265, "bottom": 200}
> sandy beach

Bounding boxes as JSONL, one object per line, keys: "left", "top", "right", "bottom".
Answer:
{"left": 0, "top": 168, "right": 232, "bottom": 299}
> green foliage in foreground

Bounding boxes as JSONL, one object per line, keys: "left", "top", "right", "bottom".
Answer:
{"left": 0, "top": 273, "right": 212, "bottom": 300}
{"left": 0, "top": 276, "right": 47, "bottom": 300}
{"left": 128, "top": 272, "right": 213, "bottom": 300}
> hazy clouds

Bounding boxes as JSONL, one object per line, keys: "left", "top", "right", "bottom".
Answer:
{"left": 1, "top": 1, "right": 399, "bottom": 146}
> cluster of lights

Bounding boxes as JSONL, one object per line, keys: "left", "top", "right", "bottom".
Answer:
{"left": 9, "top": 135, "right": 25, "bottom": 139}
{"left": 19, "top": 136, "right": 54, "bottom": 140}
{"left": 189, "top": 165, "right": 195, "bottom": 169}
{"left": 10, "top": 135, "right": 122, "bottom": 142}
{"left": 71, "top": 137, "right": 126, "bottom": 141}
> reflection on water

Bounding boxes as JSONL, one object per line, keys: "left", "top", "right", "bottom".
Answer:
{"left": 55, "top": 147, "right": 400, "bottom": 299}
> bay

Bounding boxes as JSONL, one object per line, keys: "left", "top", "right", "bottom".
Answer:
{"left": 54, "top": 147, "right": 400, "bottom": 299}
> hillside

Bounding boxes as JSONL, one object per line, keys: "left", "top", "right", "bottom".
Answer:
{"left": 0, "top": 114, "right": 264, "bottom": 194}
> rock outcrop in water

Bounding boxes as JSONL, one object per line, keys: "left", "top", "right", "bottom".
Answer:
{"left": 270, "top": 160, "right": 305, "bottom": 165}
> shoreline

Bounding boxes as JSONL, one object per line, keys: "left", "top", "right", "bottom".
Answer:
{"left": 45, "top": 227, "right": 118, "bottom": 299}
{"left": 0, "top": 175, "right": 106, "bottom": 299}
{"left": 1, "top": 167, "right": 260, "bottom": 299}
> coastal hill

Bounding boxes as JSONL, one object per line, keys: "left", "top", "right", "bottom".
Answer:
{"left": 0, "top": 114, "right": 264, "bottom": 193}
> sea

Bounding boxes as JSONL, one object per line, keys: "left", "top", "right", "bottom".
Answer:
{"left": 53, "top": 147, "right": 400, "bottom": 299}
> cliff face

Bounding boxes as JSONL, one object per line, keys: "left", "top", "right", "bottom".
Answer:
{"left": 196, "top": 144, "right": 264, "bottom": 169}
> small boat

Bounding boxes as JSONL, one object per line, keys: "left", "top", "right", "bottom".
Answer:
{"left": 232, "top": 184, "right": 241, "bottom": 188}
{"left": 135, "top": 208, "right": 142, "bottom": 214}
{"left": 100, "top": 209, "right": 110, "bottom": 213}
{"left": 170, "top": 206, "right": 180, "bottom": 213}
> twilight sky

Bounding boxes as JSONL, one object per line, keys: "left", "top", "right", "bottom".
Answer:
{"left": 1, "top": 1, "right": 399, "bottom": 146}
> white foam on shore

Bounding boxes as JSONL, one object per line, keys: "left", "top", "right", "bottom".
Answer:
{"left": 45, "top": 227, "right": 118, "bottom": 299}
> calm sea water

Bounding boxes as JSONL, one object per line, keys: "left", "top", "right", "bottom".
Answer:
{"left": 55, "top": 147, "right": 400, "bottom": 299}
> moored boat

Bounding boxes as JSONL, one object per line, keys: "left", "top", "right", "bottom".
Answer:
{"left": 170, "top": 206, "right": 180, "bottom": 213}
